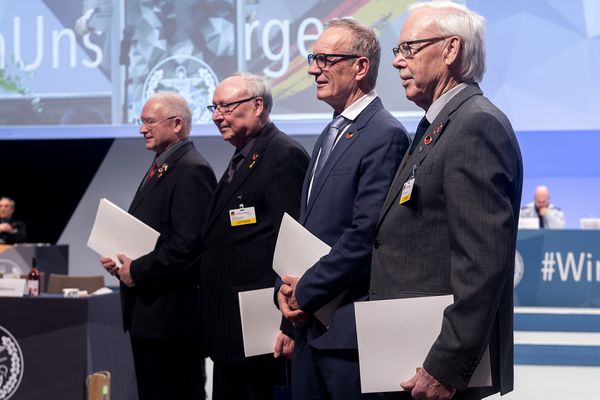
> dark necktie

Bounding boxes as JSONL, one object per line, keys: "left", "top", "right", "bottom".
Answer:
{"left": 314, "top": 115, "right": 347, "bottom": 179}
{"left": 536, "top": 208, "right": 545, "bottom": 228}
{"left": 226, "top": 152, "right": 244, "bottom": 183}
{"left": 144, "top": 160, "right": 158, "bottom": 184}
{"left": 409, "top": 116, "right": 431, "bottom": 155}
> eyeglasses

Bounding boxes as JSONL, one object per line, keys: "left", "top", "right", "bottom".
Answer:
{"left": 307, "top": 53, "right": 360, "bottom": 69}
{"left": 207, "top": 96, "right": 258, "bottom": 114}
{"left": 136, "top": 115, "right": 178, "bottom": 128}
{"left": 392, "top": 36, "right": 449, "bottom": 58}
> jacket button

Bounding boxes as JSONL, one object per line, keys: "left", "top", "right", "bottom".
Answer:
{"left": 373, "top": 239, "right": 380, "bottom": 249}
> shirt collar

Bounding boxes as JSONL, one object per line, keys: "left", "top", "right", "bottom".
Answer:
{"left": 425, "top": 83, "right": 468, "bottom": 123}
{"left": 155, "top": 139, "right": 189, "bottom": 166}
{"left": 339, "top": 90, "right": 378, "bottom": 121}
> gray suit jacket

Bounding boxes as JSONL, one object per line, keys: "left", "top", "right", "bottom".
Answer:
{"left": 370, "top": 84, "right": 522, "bottom": 398}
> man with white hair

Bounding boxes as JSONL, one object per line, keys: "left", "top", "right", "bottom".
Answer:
{"left": 370, "top": 2, "right": 523, "bottom": 399}
{"left": 101, "top": 92, "right": 216, "bottom": 399}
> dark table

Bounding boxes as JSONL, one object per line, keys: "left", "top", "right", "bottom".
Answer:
{"left": 0, "top": 292, "right": 137, "bottom": 400}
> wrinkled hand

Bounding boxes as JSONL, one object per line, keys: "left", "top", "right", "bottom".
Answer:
{"left": 401, "top": 367, "right": 456, "bottom": 400}
{"left": 100, "top": 256, "right": 120, "bottom": 277}
{"left": 277, "top": 276, "right": 310, "bottom": 327}
{"left": 116, "top": 254, "right": 135, "bottom": 287}
{"left": 281, "top": 275, "right": 301, "bottom": 309}
{"left": 273, "top": 331, "right": 294, "bottom": 359}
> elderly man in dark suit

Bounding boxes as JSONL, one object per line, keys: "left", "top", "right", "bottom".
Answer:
{"left": 0, "top": 197, "right": 27, "bottom": 244}
{"left": 200, "top": 72, "right": 309, "bottom": 400}
{"left": 100, "top": 92, "right": 216, "bottom": 400}
{"left": 370, "top": 2, "right": 523, "bottom": 400}
{"left": 277, "top": 19, "right": 409, "bottom": 400}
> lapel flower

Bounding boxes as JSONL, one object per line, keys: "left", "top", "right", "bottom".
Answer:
{"left": 249, "top": 152, "right": 259, "bottom": 169}
{"left": 157, "top": 163, "right": 169, "bottom": 178}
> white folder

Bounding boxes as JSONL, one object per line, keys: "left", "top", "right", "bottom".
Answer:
{"left": 87, "top": 198, "right": 160, "bottom": 264}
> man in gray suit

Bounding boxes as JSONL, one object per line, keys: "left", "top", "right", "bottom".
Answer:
{"left": 370, "top": 2, "right": 523, "bottom": 400}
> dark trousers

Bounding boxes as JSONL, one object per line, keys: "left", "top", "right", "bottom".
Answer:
{"left": 212, "top": 355, "right": 288, "bottom": 400}
{"left": 130, "top": 335, "right": 206, "bottom": 400}
{"left": 380, "top": 390, "right": 484, "bottom": 400}
{"left": 292, "top": 332, "right": 378, "bottom": 400}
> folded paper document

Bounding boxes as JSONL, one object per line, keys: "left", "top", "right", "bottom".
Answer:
{"left": 355, "top": 295, "right": 491, "bottom": 393}
{"left": 87, "top": 198, "right": 160, "bottom": 265}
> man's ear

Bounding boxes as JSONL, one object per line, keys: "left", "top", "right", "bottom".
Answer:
{"left": 354, "top": 56, "right": 370, "bottom": 83}
{"left": 254, "top": 97, "right": 264, "bottom": 117}
{"left": 444, "top": 36, "right": 461, "bottom": 67}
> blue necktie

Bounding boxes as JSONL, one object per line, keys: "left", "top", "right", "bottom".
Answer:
{"left": 314, "top": 115, "right": 347, "bottom": 179}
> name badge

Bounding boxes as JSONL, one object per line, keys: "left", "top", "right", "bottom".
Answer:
{"left": 399, "top": 177, "right": 415, "bottom": 204}
{"left": 229, "top": 206, "right": 257, "bottom": 226}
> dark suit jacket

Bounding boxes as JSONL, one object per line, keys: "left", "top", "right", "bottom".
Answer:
{"left": 0, "top": 219, "right": 26, "bottom": 244}
{"left": 370, "top": 84, "right": 523, "bottom": 397}
{"left": 200, "top": 122, "right": 309, "bottom": 364}
{"left": 294, "top": 97, "right": 409, "bottom": 349}
{"left": 122, "top": 141, "right": 216, "bottom": 343}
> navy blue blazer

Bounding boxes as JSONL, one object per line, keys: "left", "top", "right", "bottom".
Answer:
{"left": 294, "top": 97, "right": 409, "bottom": 349}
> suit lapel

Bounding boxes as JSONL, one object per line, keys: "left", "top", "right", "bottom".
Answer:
{"left": 376, "top": 84, "right": 483, "bottom": 229}
{"left": 303, "top": 98, "right": 383, "bottom": 220}
{"left": 299, "top": 128, "right": 328, "bottom": 222}
{"left": 203, "top": 123, "right": 278, "bottom": 234}
{"left": 129, "top": 141, "right": 193, "bottom": 214}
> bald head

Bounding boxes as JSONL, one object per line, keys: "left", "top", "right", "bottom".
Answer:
{"left": 534, "top": 186, "right": 550, "bottom": 210}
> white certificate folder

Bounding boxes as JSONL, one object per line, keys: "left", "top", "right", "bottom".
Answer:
{"left": 355, "top": 295, "right": 491, "bottom": 393}
{"left": 272, "top": 213, "right": 345, "bottom": 327}
{"left": 87, "top": 198, "right": 160, "bottom": 263}
{"left": 238, "top": 287, "right": 282, "bottom": 357}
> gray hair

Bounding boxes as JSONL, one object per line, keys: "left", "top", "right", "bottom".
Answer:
{"left": 232, "top": 72, "right": 273, "bottom": 115}
{"left": 146, "top": 92, "right": 193, "bottom": 137}
{"left": 409, "top": 1, "right": 486, "bottom": 83}
{"left": 0, "top": 197, "right": 15, "bottom": 209}
{"left": 325, "top": 18, "right": 381, "bottom": 91}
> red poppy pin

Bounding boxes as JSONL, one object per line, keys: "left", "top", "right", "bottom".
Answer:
{"left": 423, "top": 135, "right": 433, "bottom": 145}
{"left": 249, "top": 153, "right": 259, "bottom": 169}
{"left": 345, "top": 132, "right": 353, "bottom": 140}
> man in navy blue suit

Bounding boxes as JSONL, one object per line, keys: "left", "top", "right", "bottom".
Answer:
{"left": 277, "top": 18, "right": 409, "bottom": 400}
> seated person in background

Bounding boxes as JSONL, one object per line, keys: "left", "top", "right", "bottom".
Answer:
{"left": 0, "top": 197, "right": 27, "bottom": 244}
{"left": 520, "top": 185, "right": 565, "bottom": 229}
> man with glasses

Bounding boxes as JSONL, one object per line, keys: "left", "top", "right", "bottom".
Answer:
{"left": 0, "top": 197, "right": 27, "bottom": 244}
{"left": 199, "top": 72, "right": 309, "bottom": 399}
{"left": 370, "top": 2, "right": 522, "bottom": 399}
{"left": 277, "top": 19, "right": 409, "bottom": 400}
{"left": 100, "top": 92, "right": 216, "bottom": 400}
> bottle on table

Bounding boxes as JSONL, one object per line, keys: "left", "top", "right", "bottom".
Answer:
{"left": 27, "top": 257, "right": 40, "bottom": 296}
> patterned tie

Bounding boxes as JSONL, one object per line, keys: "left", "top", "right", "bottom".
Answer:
{"left": 314, "top": 114, "right": 347, "bottom": 179}
{"left": 409, "top": 116, "right": 431, "bottom": 155}
{"left": 144, "top": 160, "right": 158, "bottom": 183}
{"left": 226, "top": 152, "right": 244, "bottom": 183}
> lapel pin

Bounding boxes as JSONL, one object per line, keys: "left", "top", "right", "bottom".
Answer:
{"left": 249, "top": 153, "right": 259, "bottom": 169}
{"left": 345, "top": 132, "right": 354, "bottom": 140}
{"left": 423, "top": 135, "right": 432, "bottom": 145}
{"left": 432, "top": 124, "right": 443, "bottom": 135}
{"left": 157, "top": 163, "right": 169, "bottom": 178}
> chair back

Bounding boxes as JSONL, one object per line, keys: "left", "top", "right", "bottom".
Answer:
{"left": 47, "top": 273, "right": 105, "bottom": 294}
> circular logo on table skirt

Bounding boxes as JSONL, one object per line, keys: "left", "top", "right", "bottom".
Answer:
{"left": 0, "top": 325, "right": 24, "bottom": 400}
{"left": 143, "top": 55, "right": 219, "bottom": 124}
{"left": 514, "top": 250, "right": 525, "bottom": 288}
